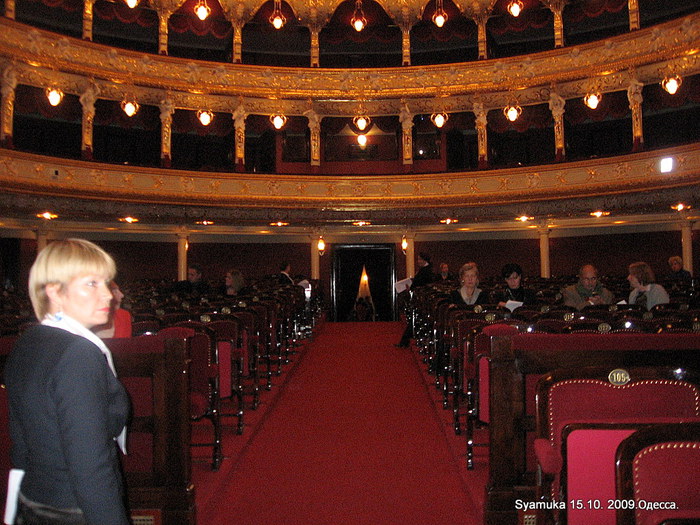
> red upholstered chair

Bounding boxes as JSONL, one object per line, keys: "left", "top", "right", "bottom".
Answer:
{"left": 616, "top": 423, "right": 700, "bottom": 525}
{"left": 157, "top": 325, "right": 223, "bottom": 470}
{"left": 534, "top": 367, "right": 700, "bottom": 524}
{"left": 204, "top": 319, "right": 246, "bottom": 434}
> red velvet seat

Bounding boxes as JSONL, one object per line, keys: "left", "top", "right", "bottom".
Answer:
{"left": 203, "top": 319, "right": 246, "bottom": 434}
{"left": 616, "top": 423, "right": 700, "bottom": 525}
{"left": 534, "top": 367, "right": 700, "bottom": 523}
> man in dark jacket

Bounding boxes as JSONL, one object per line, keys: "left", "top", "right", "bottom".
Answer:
{"left": 396, "top": 252, "right": 434, "bottom": 347}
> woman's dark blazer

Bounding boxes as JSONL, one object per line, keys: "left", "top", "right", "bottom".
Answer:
{"left": 449, "top": 288, "right": 488, "bottom": 306}
{"left": 5, "top": 325, "right": 130, "bottom": 525}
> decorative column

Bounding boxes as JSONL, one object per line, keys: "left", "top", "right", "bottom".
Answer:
{"left": 402, "top": 28, "right": 411, "bottom": 66}
{"left": 474, "top": 102, "right": 488, "bottom": 169}
{"left": 79, "top": 85, "right": 98, "bottom": 160}
{"left": 82, "top": 0, "right": 94, "bottom": 40}
{"left": 628, "top": 0, "right": 640, "bottom": 31}
{"left": 538, "top": 225, "right": 551, "bottom": 278}
{"left": 310, "top": 236, "right": 321, "bottom": 280}
{"left": 399, "top": 103, "right": 413, "bottom": 165}
{"left": 5, "top": 0, "right": 16, "bottom": 19}
{"left": 475, "top": 13, "right": 489, "bottom": 60}
{"left": 177, "top": 232, "right": 188, "bottom": 281}
{"left": 157, "top": 9, "right": 172, "bottom": 55}
{"left": 310, "top": 29, "right": 320, "bottom": 67}
{"left": 548, "top": 91, "right": 566, "bottom": 161}
{"left": 159, "top": 98, "right": 174, "bottom": 168}
{"left": 681, "top": 221, "right": 694, "bottom": 277}
{"left": 233, "top": 23, "right": 243, "bottom": 63}
{"left": 542, "top": 1, "right": 565, "bottom": 48}
{"left": 232, "top": 104, "right": 246, "bottom": 171}
{"left": 627, "top": 79, "right": 644, "bottom": 152}
{"left": 304, "top": 109, "right": 321, "bottom": 167}
{"left": 1, "top": 66, "right": 17, "bottom": 149}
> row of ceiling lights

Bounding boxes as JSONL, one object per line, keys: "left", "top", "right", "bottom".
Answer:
{"left": 34, "top": 205, "right": 691, "bottom": 225}
{"left": 100, "top": 0, "right": 528, "bottom": 26}
{"left": 43, "top": 73, "right": 684, "bottom": 138}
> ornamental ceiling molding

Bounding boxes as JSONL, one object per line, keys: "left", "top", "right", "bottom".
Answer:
{"left": 1, "top": 182, "right": 698, "bottom": 231}
{"left": 0, "top": 13, "right": 698, "bottom": 116}
{"left": 2, "top": 143, "right": 699, "bottom": 212}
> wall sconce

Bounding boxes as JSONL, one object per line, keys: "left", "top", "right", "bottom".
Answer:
{"left": 317, "top": 236, "right": 326, "bottom": 256}
{"left": 432, "top": 0, "right": 448, "bottom": 27}
{"left": 124, "top": 0, "right": 139, "bottom": 8}
{"left": 357, "top": 134, "right": 368, "bottom": 147}
{"left": 351, "top": 0, "right": 367, "bottom": 32}
{"left": 507, "top": 0, "right": 523, "bottom": 17}
{"left": 36, "top": 211, "right": 58, "bottom": 220}
{"left": 118, "top": 216, "right": 139, "bottom": 223}
{"left": 516, "top": 215, "right": 534, "bottom": 222}
{"left": 661, "top": 75, "right": 682, "bottom": 95}
{"left": 583, "top": 92, "right": 602, "bottom": 109}
{"left": 45, "top": 87, "right": 64, "bottom": 107}
{"left": 671, "top": 203, "right": 689, "bottom": 212}
{"left": 197, "top": 110, "right": 214, "bottom": 126}
{"left": 430, "top": 111, "right": 448, "bottom": 128}
{"left": 589, "top": 211, "right": 610, "bottom": 218}
{"left": 270, "top": 113, "right": 287, "bottom": 129}
{"left": 503, "top": 103, "right": 522, "bottom": 122}
{"left": 194, "top": 0, "right": 211, "bottom": 21}
{"left": 269, "top": 0, "right": 286, "bottom": 29}
{"left": 120, "top": 96, "right": 139, "bottom": 117}
{"left": 401, "top": 235, "right": 408, "bottom": 254}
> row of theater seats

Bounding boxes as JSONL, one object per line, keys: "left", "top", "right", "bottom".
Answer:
{"left": 406, "top": 284, "right": 700, "bottom": 525}
{"left": 0, "top": 282, "right": 324, "bottom": 525}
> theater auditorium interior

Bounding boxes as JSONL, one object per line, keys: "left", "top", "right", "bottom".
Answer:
{"left": 1, "top": 0, "right": 700, "bottom": 524}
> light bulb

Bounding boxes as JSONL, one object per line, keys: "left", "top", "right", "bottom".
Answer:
{"left": 584, "top": 93, "right": 601, "bottom": 109}
{"left": 46, "top": 87, "right": 64, "bottom": 107}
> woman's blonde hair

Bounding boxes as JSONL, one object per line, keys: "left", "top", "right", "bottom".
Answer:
{"left": 28, "top": 239, "right": 116, "bottom": 320}
{"left": 459, "top": 262, "right": 479, "bottom": 281}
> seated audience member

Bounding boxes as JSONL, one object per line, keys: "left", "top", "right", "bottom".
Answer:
{"left": 436, "top": 262, "right": 457, "bottom": 283}
{"left": 561, "top": 264, "right": 615, "bottom": 310}
{"left": 495, "top": 263, "right": 537, "bottom": 308}
{"left": 221, "top": 268, "right": 245, "bottom": 296}
{"left": 94, "top": 281, "right": 132, "bottom": 338}
{"left": 449, "top": 263, "right": 487, "bottom": 305}
{"left": 279, "top": 262, "right": 295, "bottom": 285}
{"left": 666, "top": 255, "right": 692, "bottom": 281}
{"left": 627, "top": 261, "right": 670, "bottom": 310}
{"left": 173, "top": 263, "right": 212, "bottom": 297}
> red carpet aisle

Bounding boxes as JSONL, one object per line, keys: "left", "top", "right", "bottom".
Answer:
{"left": 195, "top": 322, "right": 484, "bottom": 525}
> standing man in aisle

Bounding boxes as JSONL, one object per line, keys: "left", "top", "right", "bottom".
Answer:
{"left": 396, "top": 252, "right": 434, "bottom": 347}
